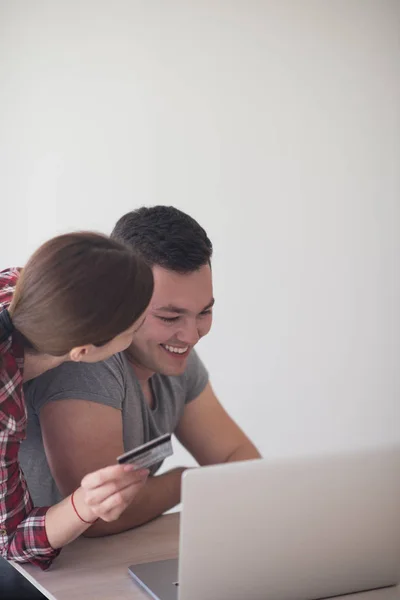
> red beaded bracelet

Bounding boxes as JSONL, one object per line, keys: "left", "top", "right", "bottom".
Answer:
{"left": 71, "top": 490, "right": 98, "bottom": 524}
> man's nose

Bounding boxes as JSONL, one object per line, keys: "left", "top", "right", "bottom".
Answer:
{"left": 178, "top": 320, "right": 200, "bottom": 346}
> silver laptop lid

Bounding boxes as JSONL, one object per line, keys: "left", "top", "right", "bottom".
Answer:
{"left": 178, "top": 446, "right": 400, "bottom": 600}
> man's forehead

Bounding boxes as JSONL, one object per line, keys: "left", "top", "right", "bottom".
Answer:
{"left": 150, "top": 265, "right": 213, "bottom": 313}
{"left": 152, "top": 297, "right": 215, "bottom": 314}
{"left": 152, "top": 263, "right": 211, "bottom": 280}
{"left": 152, "top": 265, "right": 212, "bottom": 290}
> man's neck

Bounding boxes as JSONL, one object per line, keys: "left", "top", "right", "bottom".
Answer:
{"left": 124, "top": 352, "right": 155, "bottom": 407}
{"left": 124, "top": 350, "right": 154, "bottom": 386}
{"left": 23, "top": 352, "right": 66, "bottom": 382}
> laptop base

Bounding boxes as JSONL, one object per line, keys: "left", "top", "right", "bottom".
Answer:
{"left": 129, "top": 559, "right": 179, "bottom": 600}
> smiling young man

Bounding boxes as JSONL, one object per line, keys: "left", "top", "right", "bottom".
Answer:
{"left": 19, "top": 206, "right": 260, "bottom": 536}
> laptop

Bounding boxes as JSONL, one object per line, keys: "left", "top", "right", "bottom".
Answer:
{"left": 129, "top": 445, "right": 400, "bottom": 600}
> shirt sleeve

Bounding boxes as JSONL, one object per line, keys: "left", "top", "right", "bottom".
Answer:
{"left": 1, "top": 362, "right": 60, "bottom": 569}
{"left": 25, "top": 353, "right": 126, "bottom": 414}
{"left": 183, "top": 349, "right": 209, "bottom": 404}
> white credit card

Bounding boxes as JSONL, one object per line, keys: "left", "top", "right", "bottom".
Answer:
{"left": 117, "top": 433, "right": 173, "bottom": 470}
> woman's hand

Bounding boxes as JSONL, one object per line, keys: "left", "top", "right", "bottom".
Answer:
{"left": 76, "top": 463, "right": 149, "bottom": 523}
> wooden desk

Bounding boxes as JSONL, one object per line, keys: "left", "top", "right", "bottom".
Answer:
{"left": 12, "top": 513, "right": 400, "bottom": 600}
{"left": 14, "top": 513, "right": 179, "bottom": 600}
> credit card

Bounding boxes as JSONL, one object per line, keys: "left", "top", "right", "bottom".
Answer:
{"left": 117, "top": 433, "right": 173, "bottom": 470}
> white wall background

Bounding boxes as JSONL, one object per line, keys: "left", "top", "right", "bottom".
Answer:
{"left": 1, "top": 0, "right": 399, "bottom": 471}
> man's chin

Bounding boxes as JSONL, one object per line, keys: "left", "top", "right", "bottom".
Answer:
{"left": 156, "top": 346, "right": 190, "bottom": 376}
{"left": 158, "top": 361, "right": 188, "bottom": 377}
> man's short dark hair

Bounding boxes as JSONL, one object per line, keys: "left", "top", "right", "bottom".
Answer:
{"left": 111, "top": 206, "right": 213, "bottom": 273}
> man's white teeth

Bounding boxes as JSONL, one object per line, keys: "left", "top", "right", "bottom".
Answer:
{"left": 163, "top": 345, "right": 189, "bottom": 355}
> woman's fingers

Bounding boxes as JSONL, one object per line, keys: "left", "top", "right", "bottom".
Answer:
{"left": 80, "top": 463, "right": 149, "bottom": 522}
{"left": 92, "top": 481, "right": 144, "bottom": 522}
{"left": 83, "top": 470, "right": 147, "bottom": 507}
{"left": 81, "top": 463, "right": 146, "bottom": 490}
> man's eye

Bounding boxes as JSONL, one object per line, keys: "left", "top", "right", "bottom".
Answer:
{"left": 159, "top": 316, "right": 180, "bottom": 323}
{"left": 199, "top": 310, "right": 212, "bottom": 317}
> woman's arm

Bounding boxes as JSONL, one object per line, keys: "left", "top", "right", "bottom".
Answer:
{"left": 45, "top": 464, "right": 148, "bottom": 549}
{"left": 2, "top": 434, "right": 148, "bottom": 569}
{"left": 1, "top": 385, "right": 147, "bottom": 569}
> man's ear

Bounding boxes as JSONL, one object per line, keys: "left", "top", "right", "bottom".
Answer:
{"left": 69, "top": 345, "right": 93, "bottom": 362}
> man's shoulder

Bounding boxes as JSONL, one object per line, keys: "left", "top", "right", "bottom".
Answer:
{"left": 38, "top": 351, "right": 126, "bottom": 381}
{"left": 24, "top": 352, "right": 128, "bottom": 408}
{"left": 183, "top": 348, "right": 208, "bottom": 379}
{"left": 156, "top": 349, "right": 209, "bottom": 404}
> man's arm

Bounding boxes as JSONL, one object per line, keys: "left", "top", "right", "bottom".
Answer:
{"left": 119, "top": 383, "right": 261, "bottom": 530}
{"left": 39, "top": 381, "right": 260, "bottom": 537}
{"left": 175, "top": 382, "right": 261, "bottom": 465}
{"left": 38, "top": 399, "right": 186, "bottom": 537}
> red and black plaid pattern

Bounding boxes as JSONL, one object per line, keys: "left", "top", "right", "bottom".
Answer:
{"left": 0, "top": 268, "right": 60, "bottom": 569}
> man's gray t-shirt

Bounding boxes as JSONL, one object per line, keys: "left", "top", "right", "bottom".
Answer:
{"left": 19, "top": 350, "right": 208, "bottom": 507}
